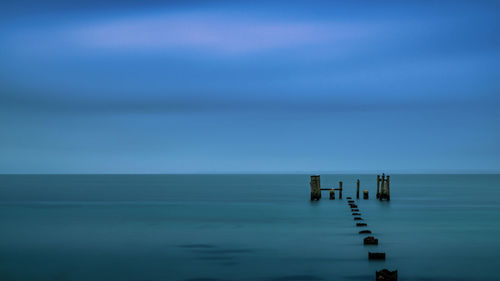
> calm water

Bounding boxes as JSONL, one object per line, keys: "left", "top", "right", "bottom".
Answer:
{"left": 0, "top": 174, "right": 499, "bottom": 281}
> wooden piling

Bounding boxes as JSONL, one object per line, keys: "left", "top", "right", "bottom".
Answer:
{"left": 364, "top": 236, "right": 378, "bottom": 245}
{"left": 379, "top": 174, "right": 391, "bottom": 201}
{"left": 356, "top": 179, "right": 360, "bottom": 199}
{"left": 310, "top": 175, "right": 321, "bottom": 200}
{"left": 368, "top": 252, "right": 386, "bottom": 260}
{"left": 339, "top": 181, "right": 343, "bottom": 199}
{"left": 387, "top": 175, "right": 391, "bottom": 201}
{"left": 381, "top": 174, "right": 385, "bottom": 201}
{"left": 376, "top": 174, "right": 380, "bottom": 199}
{"left": 329, "top": 189, "right": 335, "bottom": 200}
{"left": 376, "top": 269, "right": 398, "bottom": 281}
{"left": 363, "top": 190, "right": 369, "bottom": 199}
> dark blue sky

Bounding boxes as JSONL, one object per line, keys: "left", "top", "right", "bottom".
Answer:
{"left": 1, "top": 0, "right": 499, "bottom": 173}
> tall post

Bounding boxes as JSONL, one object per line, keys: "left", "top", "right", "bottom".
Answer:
{"left": 310, "top": 175, "right": 321, "bottom": 200}
{"left": 356, "top": 179, "right": 360, "bottom": 199}
{"left": 381, "top": 174, "right": 386, "bottom": 201}
{"left": 376, "top": 175, "right": 380, "bottom": 199}
{"left": 386, "top": 175, "right": 390, "bottom": 201}
{"left": 339, "top": 181, "right": 343, "bottom": 199}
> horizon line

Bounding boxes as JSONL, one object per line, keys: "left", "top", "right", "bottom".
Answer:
{"left": 1, "top": 171, "right": 500, "bottom": 175}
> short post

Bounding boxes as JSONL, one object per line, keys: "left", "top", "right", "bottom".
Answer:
{"left": 363, "top": 190, "right": 369, "bottom": 199}
{"left": 339, "top": 181, "right": 343, "bottom": 199}
{"left": 356, "top": 179, "right": 360, "bottom": 199}
{"left": 329, "top": 189, "right": 335, "bottom": 200}
{"left": 376, "top": 269, "right": 398, "bottom": 281}
{"left": 310, "top": 175, "right": 321, "bottom": 200}
{"left": 376, "top": 174, "right": 380, "bottom": 199}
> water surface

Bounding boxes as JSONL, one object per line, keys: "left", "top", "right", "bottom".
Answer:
{"left": 0, "top": 174, "right": 499, "bottom": 281}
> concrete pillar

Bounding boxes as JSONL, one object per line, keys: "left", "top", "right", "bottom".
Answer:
{"left": 310, "top": 175, "right": 321, "bottom": 200}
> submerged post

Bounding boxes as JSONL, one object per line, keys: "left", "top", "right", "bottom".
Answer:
{"left": 376, "top": 174, "right": 380, "bottom": 199}
{"left": 339, "top": 181, "right": 343, "bottom": 199}
{"left": 310, "top": 175, "right": 321, "bottom": 200}
{"left": 356, "top": 179, "right": 360, "bottom": 199}
{"left": 329, "top": 189, "right": 335, "bottom": 200}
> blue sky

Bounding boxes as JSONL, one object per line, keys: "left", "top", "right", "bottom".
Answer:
{"left": 1, "top": 0, "right": 499, "bottom": 173}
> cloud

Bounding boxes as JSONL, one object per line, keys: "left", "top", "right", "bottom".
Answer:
{"left": 69, "top": 11, "right": 378, "bottom": 54}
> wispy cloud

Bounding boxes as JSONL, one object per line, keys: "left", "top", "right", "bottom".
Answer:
{"left": 70, "top": 11, "right": 379, "bottom": 54}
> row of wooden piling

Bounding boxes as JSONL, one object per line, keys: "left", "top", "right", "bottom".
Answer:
{"left": 309, "top": 175, "right": 396, "bottom": 280}
{"left": 346, "top": 195, "right": 397, "bottom": 281}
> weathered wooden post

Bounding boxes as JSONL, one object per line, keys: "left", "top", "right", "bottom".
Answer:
{"left": 379, "top": 174, "right": 391, "bottom": 201}
{"left": 356, "top": 179, "right": 360, "bottom": 199}
{"left": 329, "top": 189, "right": 335, "bottom": 200}
{"left": 368, "top": 252, "right": 386, "bottom": 260}
{"left": 363, "top": 190, "right": 369, "bottom": 199}
{"left": 380, "top": 174, "right": 386, "bottom": 201}
{"left": 339, "top": 181, "right": 343, "bottom": 199}
{"left": 386, "top": 175, "right": 391, "bottom": 201}
{"left": 310, "top": 175, "right": 321, "bottom": 200}
{"left": 376, "top": 174, "right": 380, "bottom": 199}
{"left": 376, "top": 269, "right": 397, "bottom": 281}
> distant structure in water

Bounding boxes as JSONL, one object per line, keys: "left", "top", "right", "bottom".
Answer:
{"left": 310, "top": 175, "right": 344, "bottom": 200}
{"left": 308, "top": 174, "right": 396, "bottom": 280}
{"left": 309, "top": 174, "right": 391, "bottom": 201}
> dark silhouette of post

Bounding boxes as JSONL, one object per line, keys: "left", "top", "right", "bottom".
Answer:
{"left": 386, "top": 175, "right": 391, "bottom": 201}
{"left": 376, "top": 174, "right": 380, "bottom": 199}
{"left": 339, "top": 181, "right": 343, "bottom": 199}
{"left": 310, "top": 175, "right": 321, "bottom": 200}
{"left": 329, "top": 189, "right": 335, "bottom": 200}
{"left": 356, "top": 179, "right": 360, "bottom": 199}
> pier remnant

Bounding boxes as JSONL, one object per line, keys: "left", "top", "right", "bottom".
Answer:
{"left": 378, "top": 174, "right": 391, "bottom": 201}
{"left": 310, "top": 175, "right": 321, "bottom": 200}
{"left": 363, "top": 190, "right": 369, "bottom": 199}
{"left": 376, "top": 269, "right": 397, "bottom": 281}
{"left": 359, "top": 230, "right": 372, "bottom": 234}
{"left": 356, "top": 223, "right": 367, "bottom": 227}
{"left": 364, "top": 236, "right": 378, "bottom": 245}
{"left": 352, "top": 213, "right": 361, "bottom": 216}
{"left": 368, "top": 252, "right": 386, "bottom": 260}
{"left": 357, "top": 179, "right": 360, "bottom": 199}
{"left": 329, "top": 189, "right": 335, "bottom": 200}
{"left": 376, "top": 175, "right": 380, "bottom": 198}
{"left": 354, "top": 217, "right": 363, "bottom": 221}
{"left": 339, "top": 181, "right": 343, "bottom": 199}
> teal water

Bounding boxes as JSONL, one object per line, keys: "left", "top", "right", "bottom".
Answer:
{"left": 0, "top": 174, "right": 499, "bottom": 281}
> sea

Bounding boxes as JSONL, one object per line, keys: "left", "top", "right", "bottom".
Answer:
{"left": 0, "top": 174, "right": 499, "bottom": 281}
